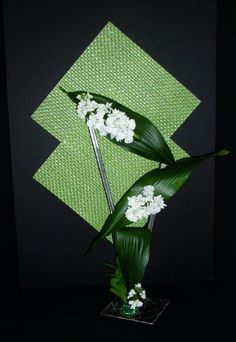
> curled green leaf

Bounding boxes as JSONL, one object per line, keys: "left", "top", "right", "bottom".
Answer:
{"left": 85, "top": 149, "right": 229, "bottom": 255}
{"left": 60, "top": 88, "right": 175, "bottom": 165}
{"left": 115, "top": 227, "right": 151, "bottom": 290}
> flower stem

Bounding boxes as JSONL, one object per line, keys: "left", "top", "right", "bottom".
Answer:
{"left": 88, "top": 126, "right": 115, "bottom": 215}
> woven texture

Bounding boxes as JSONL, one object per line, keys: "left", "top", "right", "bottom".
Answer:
{"left": 32, "top": 22, "right": 200, "bottom": 235}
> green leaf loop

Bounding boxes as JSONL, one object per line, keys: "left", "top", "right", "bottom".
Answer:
{"left": 60, "top": 88, "right": 175, "bottom": 165}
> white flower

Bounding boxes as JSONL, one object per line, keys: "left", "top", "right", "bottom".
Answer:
{"left": 86, "top": 100, "right": 98, "bottom": 113}
{"left": 105, "top": 109, "right": 135, "bottom": 144}
{"left": 127, "top": 289, "right": 136, "bottom": 299}
{"left": 127, "top": 194, "right": 145, "bottom": 209}
{"left": 140, "top": 290, "right": 146, "bottom": 299}
{"left": 76, "top": 99, "right": 98, "bottom": 120}
{"left": 87, "top": 112, "right": 108, "bottom": 136}
{"left": 124, "top": 130, "right": 134, "bottom": 144}
{"left": 125, "top": 207, "right": 140, "bottom": 223}
{"left": 146, "top": 195, "right": 166, "bottom": 215}
{"left": 76, "top": 92, "right": 93, "bottom": 101}
{"left": 128, "top": 119, "right": 136, "bottom": 130}
{"left": 76, "top": 100, "right": 88, "bottom": 120}
{"left": 128, "top": 299, "right": 143, "bottom": 310}
{"left": 143, "top": 185, "right": 154, "bottom": 197}
{"left": 135, "top": 283, "right": 142, "bottom": 289}
{"left": 96, "top": 103, "right": 109, "bottom": 116}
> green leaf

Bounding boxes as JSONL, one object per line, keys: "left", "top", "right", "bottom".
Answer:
{"left": 59, "top": 88, "right": 175, "bottom": 165}
{"left": 109, "top": 258, "right": 127, "bottom": 303}
{"left": 115, "top": 227, "right": 151, "bottom": 290}
{"left": 85, "top": 149, "right": 229, "bottom": 255}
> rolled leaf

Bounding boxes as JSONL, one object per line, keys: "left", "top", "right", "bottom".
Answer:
{"left": 59, "top": 88, "right": 175, "bottom": 165}
{"left": 85, "top": 149, "right": 229, "bottom": 255}
{"left": 115, "top": 227, "right": 151, "bottom": 290}
{"left": 109, "top": 258, "right": 127, "bottom": 303}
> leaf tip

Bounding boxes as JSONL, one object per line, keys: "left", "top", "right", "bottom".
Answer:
{"left": 59, "top": 86, "right": 67, "bottom": 94}
{"left": 217, "top": 149, "right": 231, "bottom": 157}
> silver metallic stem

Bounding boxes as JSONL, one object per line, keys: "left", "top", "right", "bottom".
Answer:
{"left": 89, "top": 126, "right": 158, "bottom": 231}
{"left": 147, "top": 214, "right": 156, "bottom": 231}
{"left": 88, "top": 126, "right": 115, "bottom": 214}
{"left": 147, "top": 162, "right": 164, "bottom": 232}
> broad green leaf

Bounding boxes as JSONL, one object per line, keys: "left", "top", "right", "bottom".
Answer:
{"left": 60, "top": 88, "right": 175, "bottom": 165}
{"left": 108, "top": 258, "right": 127, "bottom": 303}
{"left": 115, "top": 227, "right": 151, "bottom": 290}
{"left": 85, "top": 149, "right": 229, "bottom": 255}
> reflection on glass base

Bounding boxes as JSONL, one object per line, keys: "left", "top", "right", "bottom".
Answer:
{"left": 100, "top": 297, "right": 170, "bottom": 325}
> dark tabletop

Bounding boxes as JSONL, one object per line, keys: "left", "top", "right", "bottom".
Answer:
{"left": 1, "top": 281, "right": 235, "bottom": 342}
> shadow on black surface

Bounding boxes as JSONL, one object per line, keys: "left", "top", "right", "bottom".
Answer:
{"left": 1, "top": 281, "right": 235, "bottom": 341}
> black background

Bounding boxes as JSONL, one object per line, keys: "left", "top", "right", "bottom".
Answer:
{"left": 0, "top": 1, "right": 236, "bottom": 287}
{"left": 1, "top": 0, "right": 236, "bottom": 340}
{"left": 2, "top": 0, "right": 219, "bottom": 288}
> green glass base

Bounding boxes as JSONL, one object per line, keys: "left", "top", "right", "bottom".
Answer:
{"left": 119, "top": 303, "right": 139, "bottom": 318}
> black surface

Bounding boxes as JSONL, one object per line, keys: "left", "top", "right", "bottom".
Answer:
{"left": 3, "top": 0, "right": 217, "bottom": 288}
{"left": 1, "top": 282, "right": 235, "bottom": 341}
{"left": 214, "top": 1, "right": 236, "bottom": 281}
{"left": 0, "top": 2, "right": 19, "bottom": 291}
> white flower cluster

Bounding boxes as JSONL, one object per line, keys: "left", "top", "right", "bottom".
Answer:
{"left": 127, "top": 283, "right": 146, "bottom": 310}
{"left": 125, "top": 185, "right": 166, "bottom": 223}
{"left": 76, "top": 92, "right": 136, "bottom": 144}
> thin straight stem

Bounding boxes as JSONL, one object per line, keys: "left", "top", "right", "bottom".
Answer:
{"left": 88, "top": 126, "right": 115, "bottom": 214}
{"left": 147, "top": 163, "right": 164, "bottom": 232}
{"left": 147, "top": 214, "right": 155, "bottom": 231}
{"left": 89, "top": 125, "right": 157, "bottom": 231}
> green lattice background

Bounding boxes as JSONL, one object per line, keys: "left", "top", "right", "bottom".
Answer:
{"left": 32, "top": 22, "right": 200, "bottom": 236}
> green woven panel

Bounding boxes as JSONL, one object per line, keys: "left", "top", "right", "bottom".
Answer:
{"left": 32, "top": 22, "right": 200, "bottom": 236}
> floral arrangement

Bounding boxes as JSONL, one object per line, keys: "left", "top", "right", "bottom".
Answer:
{"left": 61, "top": 88, "right": 229, "bottom": 317}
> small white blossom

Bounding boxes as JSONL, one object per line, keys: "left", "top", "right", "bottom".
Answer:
{"left": 96, "top": 103, "right": 108, "bottom": 116}
{"left": 135, "top": 283, "right": 142, "bottom": 289}
{"left": 127, "top": 194, "right": 145, "bottom": 209}
{"left": 76, "top": 99, "right": 98, "bottom": 120}
{"left": 128, "top": 299, "right": 143, "bottom": 309}
{"left": 126, "top": 207, "right": 149, "bottom": 222}
{"left": 76, "top": 101, "right": 88, "bottom": 120}
{"left": 125, "top": 208, "right": 138, "bottom": 223}
{"left": 140, "top": 290, "right": 146, "bottom": 299}
{"left": 76, "top": 92, "right": 93, "bottom": 101}
{"left": 86, "top": 100, "right": 98, "bottom": 113}
{"left": 146, "top": 195, "right": 166, "bottom": 215}
{"left": 124, "top": 130, "right": 134, "bottom": 144}
{"left": 127, "top": 289, "right": 136, "bottom": 299}
{"left": 128, "top": 119, "right": 136, "bottom": 130}
{"left": 143, "top": 185, "right": 154, "bottom": 197}
{"left": 87, "top": 112, "right": 107, "bottom": 136}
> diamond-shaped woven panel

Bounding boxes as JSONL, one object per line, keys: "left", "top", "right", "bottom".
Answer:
{"left": 32, "top": 22, "right": 200, "bottom": 235}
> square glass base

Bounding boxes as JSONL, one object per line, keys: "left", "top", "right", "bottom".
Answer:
{"left": 100, "top": 297, "right": 170, "bottom": 325}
